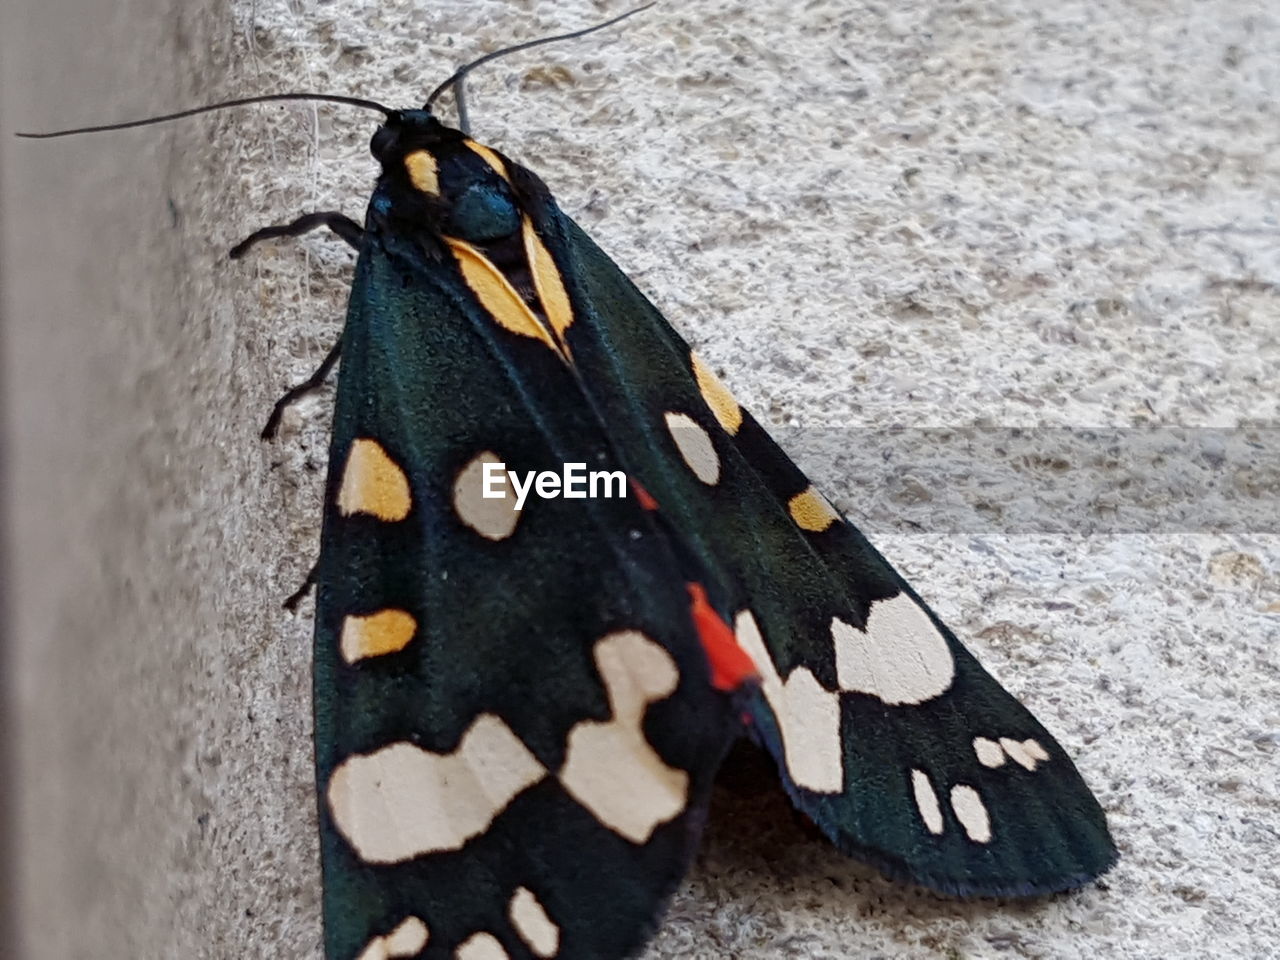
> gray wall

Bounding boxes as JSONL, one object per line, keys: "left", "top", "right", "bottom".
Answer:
{"left": 3, "top": 1, "right": 1278, "bottom": 958}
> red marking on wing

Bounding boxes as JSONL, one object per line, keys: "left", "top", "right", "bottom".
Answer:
{"left": 630, "top": 480, "right": 659, "bottom": 511}
{"left": 687, "top": 583, "right": 757, "bottom": 692}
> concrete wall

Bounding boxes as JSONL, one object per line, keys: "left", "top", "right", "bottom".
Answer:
{"left": 3, "top": 1, "right": 1277, "bottom": 957}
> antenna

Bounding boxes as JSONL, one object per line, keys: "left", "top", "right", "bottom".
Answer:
{"left": 15, "top": 93, "right": 393, "bottom": 140}
{"left": 14, "top": 5, "right": 655, "bottom": 140}
{"left": 424, "top": 4, "right": 654, "bottom": 115}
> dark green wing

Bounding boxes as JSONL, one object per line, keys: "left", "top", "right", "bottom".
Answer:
{"left": 517, "top": 179, "right": 1116, "bottom": 897}
{"left": 313, "top": 164, "right": 742, "bottom": 959}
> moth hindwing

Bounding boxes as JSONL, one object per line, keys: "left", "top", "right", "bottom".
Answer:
{"left": 243, "top": 98, "right": 1113, "bottom": 960}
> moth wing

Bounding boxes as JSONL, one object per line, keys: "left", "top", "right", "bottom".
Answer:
{"left": 526, "top": 199, "right": 1117, "bottom": 897}
{"left": 313, "top": 229, "right": 741, "bottom": 960}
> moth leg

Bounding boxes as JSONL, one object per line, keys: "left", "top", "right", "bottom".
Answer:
{"left": 229, "top": 211, "right": 363, "bottom": 259}
{"left": 261, "top": 338, "right": 342, "bottom": 440}
{"left": 282, "top": 563, "right": 317, "bottom": 612}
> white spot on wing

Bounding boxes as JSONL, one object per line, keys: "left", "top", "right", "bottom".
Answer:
{"left": 455, "top": 932, "right": 509, "bottom": 960}
{"left": 453, "top": 450, "right": 520, "bottom": 540}
{"left": 509, "top": 887, "right": 559, "bottom": 957}
{"left": 1024, "top": 738, "right": 1050, "bottom": 762}
{"left": 911, "top": 769, "right": 944, "bottom": 834}
{"left": 327, "top": 715, "right": 546, "bottom": 863}
{"left": 951, "top": 784, "right": 992, "bottom": 843}
{"left": 559, "top": 632, "right": 689, "bottom": 843}
{"left": 973, "top": 737, "right": 1005, "bottom": 768}
{"left": 735, "top": 610, "right": 843, "bottom": 793}
{"left": 832, "top": 593, "right": 955, "bottom": 705}
{"left": 663, "top": 412, "right": 720, "bottom": 485}
{"left": 999, "top": 737, "right": 1038, "bottom": 770}
{"left": 386, "top": 917, "right": 430, "bottom": 956}
{"left": 356, "top": 916, "right": 430, "bottom": 960}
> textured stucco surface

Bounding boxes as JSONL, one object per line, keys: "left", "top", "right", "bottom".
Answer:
{"left": 4, "top": 1, "right": 1278, "bottom": 958}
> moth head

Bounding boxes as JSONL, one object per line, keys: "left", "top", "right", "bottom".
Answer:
{"left": 368, "top": 110, "right": 449, "bottom": 164}
{"left": 372, "top": 110, "right": 522, "bottom": 244}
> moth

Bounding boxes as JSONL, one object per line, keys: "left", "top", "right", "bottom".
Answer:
{"left": 20, "top": 11, "right": 1116, "bottom": 960}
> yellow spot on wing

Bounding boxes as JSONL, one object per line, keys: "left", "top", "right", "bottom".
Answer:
{"left": 691, "top": 353, "right": 743, "bottom": 434}
{"left": 404, "top": 150, "right": 439, "bottom": 195}
{"left": 788, "top": 486, "right": 840, "bottom": 532}
{"left": 340, "top": 610, "right": 417, "bottom": 664}
{"left": 447, "top": 238, "right": 569, "bottom": 361}
{"left": 523, "top": 218, "right": 574, "bottom": 344}
{"left": 463, "top": 140, "right": 509, "bottom": 181}
{"left": 338, "top": 439, "right": 412, "bottom": 521}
